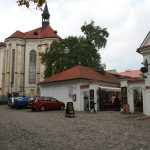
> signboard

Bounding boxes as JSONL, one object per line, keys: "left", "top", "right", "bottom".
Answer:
{"left": 121, "top": 87, "right": 127, "bottom": 105}
{"left": 65, "top": 102, "right": 75, "bottom": 117}
{"left": 146, "top": 86, "right": 150, "bottom": 89}
{"left": 89, "top": 89, "right": 94, "bottom": 100}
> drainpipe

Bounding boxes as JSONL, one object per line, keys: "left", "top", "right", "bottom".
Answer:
{"left": 23, "top": 39, "right": 26, "bottom": 96}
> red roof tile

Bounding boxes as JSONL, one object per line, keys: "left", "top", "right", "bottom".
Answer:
{"left": 119, "top": 70, "right": 142, "bottom": 78}
{"left": 8, "top": 30, "right": 26, "bottom": 38}
{"left": 6, "top": 25, "right": 59, "bottom": 39}
{"left": 41, "top": 25, "right": 58, "bottom": 38}
{"left": 0, "top": 42, "right": 5, "bottom": 47}
{"left": 38, "top": 65, "right": 120, "bottom": 85}
{"left": 128, "top": 77, "right": 144, "bottom": 83}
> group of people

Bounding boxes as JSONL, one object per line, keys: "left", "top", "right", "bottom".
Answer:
{"left": 87, "top": 94, "right": 121, "bottom": 112}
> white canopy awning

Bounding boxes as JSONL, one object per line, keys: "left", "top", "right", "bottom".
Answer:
{"left": 99, "top": 86, "right": 121, "bottom": 92}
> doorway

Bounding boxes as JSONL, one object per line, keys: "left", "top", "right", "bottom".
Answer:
{"left": 133, "top": 89, "right": 143, "bottom": 112}
{"left": 83, "top": 91, "right": 89, "bottom": 111}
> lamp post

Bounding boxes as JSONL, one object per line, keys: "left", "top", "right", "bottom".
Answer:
{"left": 11, "top": 81, "right": 13, "bottom": 98}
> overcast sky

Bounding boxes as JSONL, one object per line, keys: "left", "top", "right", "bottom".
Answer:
{"left": 1, "top": 0, "right": 150, "bottom": 72}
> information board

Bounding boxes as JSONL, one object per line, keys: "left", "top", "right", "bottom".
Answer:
{"left": 65, "top": 102, "right": 75, "bottom": 117}
{"left": 121, "top": 87, "right": 127, "bottom": 105}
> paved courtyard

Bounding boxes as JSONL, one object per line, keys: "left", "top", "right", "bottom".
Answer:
{"left": 0, "top": 105, "right": 150, "bottom": 150}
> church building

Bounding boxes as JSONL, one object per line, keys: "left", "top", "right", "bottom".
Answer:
{"left": 0, "top": 3, "right": 59, "bottom": 97}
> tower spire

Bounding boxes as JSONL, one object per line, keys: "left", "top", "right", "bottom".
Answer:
{"left": 42, "top": 3, "right": 50, "bottom": 28}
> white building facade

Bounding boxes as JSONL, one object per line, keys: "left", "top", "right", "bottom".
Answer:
{"left": 137, "top": 31, "right": 150, "bottom": 116}
{"left": 39, "top": 65, "right": 120, "bottom": 111}
{"left": 120, "top": 31, "right": 150, "bottom": 116}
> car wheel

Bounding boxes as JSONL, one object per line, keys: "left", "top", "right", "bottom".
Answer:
{"left": 60, "top": 105, "right": 64, "bottom": 110}
{"left": 40, "top": 106, "right": 45, "bottom": 111}
{"left": 23, "top": 105, "right": 27, "bottom": 109}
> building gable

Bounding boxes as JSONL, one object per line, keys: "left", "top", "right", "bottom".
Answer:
{"left": 137, "top": 31, "right": 150, "bottom": 51}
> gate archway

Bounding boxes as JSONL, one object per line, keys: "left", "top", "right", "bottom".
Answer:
{"left": 128, "top": 86, "right": 144, "bottom": 113}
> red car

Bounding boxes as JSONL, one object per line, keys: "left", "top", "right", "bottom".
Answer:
{"left": 28, "top": 96, "right": 65, "bottom": 111}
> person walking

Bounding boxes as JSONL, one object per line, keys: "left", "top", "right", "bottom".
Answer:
{"left": 89, "top": 99, "right": 96, "bottom": 113}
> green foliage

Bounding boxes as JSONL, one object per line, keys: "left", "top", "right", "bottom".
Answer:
{"left": 81, "top": 21, "right": 109, "bottom": 49}
{"left": 40, "top": 21, "right": 109, "bottom": 78}
{"left": 17, "top": 0, "right": 46, "bottom": 10}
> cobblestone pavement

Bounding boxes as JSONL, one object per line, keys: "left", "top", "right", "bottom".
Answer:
{"left": 0, "top": 105, "right": 150, "bottom": 150}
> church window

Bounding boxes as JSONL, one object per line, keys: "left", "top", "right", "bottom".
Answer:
{"left": 29, "top": 50, "right": 36, "bottom": 84}
{"left": 11, "top": 49, "right": 15, "bottom": 84}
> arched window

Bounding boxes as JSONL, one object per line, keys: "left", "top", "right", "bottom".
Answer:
{"left": 11, "top": 49, "right": 15, "bottom": 84}
{"left": 29, "top": 50, "right": 36, "bottom": 84}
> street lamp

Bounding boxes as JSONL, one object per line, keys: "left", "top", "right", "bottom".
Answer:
{"left": 11, "top": 81, "right": 13, "bottom": 98}
{"left": 140, "top": 59, "right": 149, "bottom": 73}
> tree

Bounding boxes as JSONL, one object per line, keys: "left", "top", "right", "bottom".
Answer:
{"left": 40, "top": 21, "right": 109, "bottom": 78}
{"left": 81, "top": 21, "right": 109, "bottom": 50}
{"left": 16, "top": 0, "right": 46, "bottom": 10}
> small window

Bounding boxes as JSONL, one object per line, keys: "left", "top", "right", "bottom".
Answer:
{"left": 34, "top": 31, "right": 38, "bottom": 35}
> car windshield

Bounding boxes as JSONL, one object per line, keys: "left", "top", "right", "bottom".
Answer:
{"left": 29, "top": 97, "right": 36, "bottom": 102}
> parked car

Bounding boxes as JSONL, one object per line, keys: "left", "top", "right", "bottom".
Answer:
{"left": 14, "top": 97, "right": 31, "bottom": 109}
{"left": 8, "top": 97, "right": 22, "bottom": 108}
{"left": 0, "top": 96, "right": 8, "bottom": 104}
{"left": 28, "top": 96, "right": 65, "bottom": 111}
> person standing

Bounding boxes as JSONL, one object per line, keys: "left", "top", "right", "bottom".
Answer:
{"left": 114, "top": 95, "right": 120, "bottom": 111}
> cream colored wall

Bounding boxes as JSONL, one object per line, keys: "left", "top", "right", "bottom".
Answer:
{"left": 0, "top": 47, "right": 4, "bottom": 95}
{"left": 24, "top": 38, "right": 57, "bottom": 97}
{"left": 4, "top": 39, "right": 25, "bottom": 96}
{"left": 0, "top": 37, "right": 58, "bottom": 97}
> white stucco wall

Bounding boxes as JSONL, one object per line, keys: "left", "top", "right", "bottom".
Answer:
{"left": 89, "top": 83, "right": 99, "bottom": 111}
{"left": 120, "top": 79, "right": 145, "bottom": 114}
{"left": 139, "top": 45, "right": 150, "bottom": 116}
{"left": 40, "top": 80, "right": 86, "bottom": 111}
{"left": 128, "top": 82, "right": 145, "bottom": 113}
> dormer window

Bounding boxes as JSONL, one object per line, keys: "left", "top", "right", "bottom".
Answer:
{"left": 34, "top": 31, "right": 38, "bottom": 35}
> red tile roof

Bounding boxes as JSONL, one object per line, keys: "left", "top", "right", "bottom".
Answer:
{"left": 119, "top": 70, "right": 142, "bottom": 78}
{"left": 8, "top": 30, "right": 26, "bottom": 38}
{"left": 0, "top": 42, "right": 5, "bottom": 47}
{"left": 6, "top": 25, "right": 59, "bottom": 39}
{"left": 128, "top": 77, "right": 144, "bottom": 83}
{"left": 38, "top": 65, "right": 120, "bottom": 85}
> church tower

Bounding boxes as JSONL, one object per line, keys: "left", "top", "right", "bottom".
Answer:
{"left": 42, "top": 3, "right": 50, "bottom": 28}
